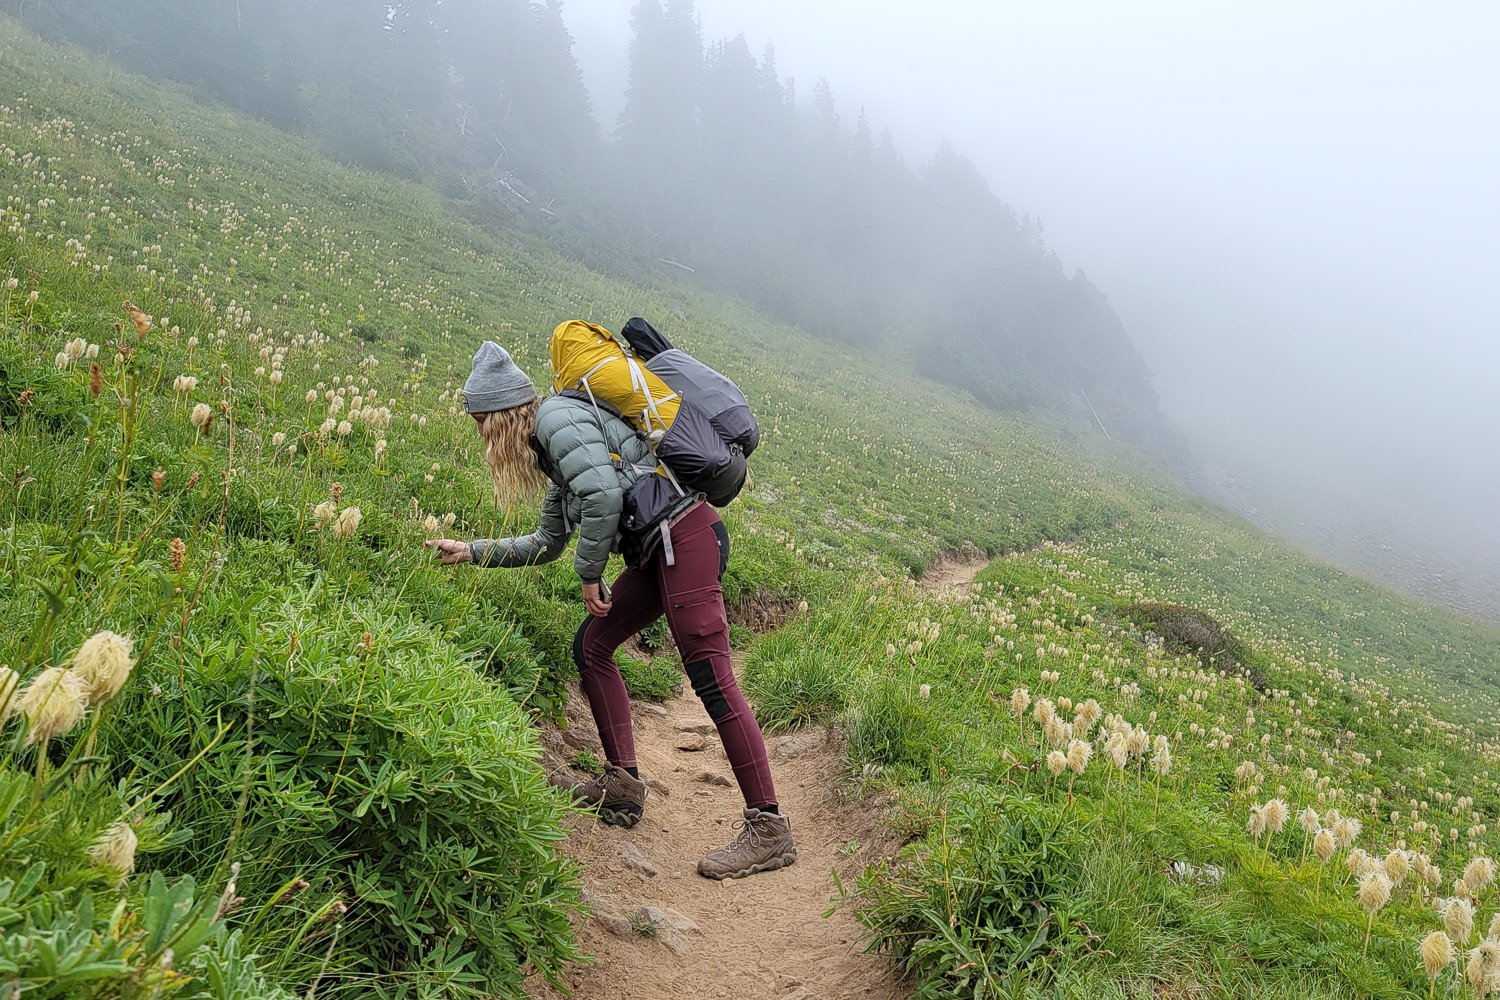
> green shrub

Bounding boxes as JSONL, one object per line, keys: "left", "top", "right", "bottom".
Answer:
{"left": 106, "top": 595, "right": 581, "bottom": 998}
{"left": 845, "top": 786, "right": 1087, "bottom": 997}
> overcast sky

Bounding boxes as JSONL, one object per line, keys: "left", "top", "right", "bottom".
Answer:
{"left": 563, "top": 0, "right": 1500, "bottom": 590}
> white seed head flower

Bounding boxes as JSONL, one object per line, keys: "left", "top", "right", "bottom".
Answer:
{"left": 336, "top": 420, "right": 353, "bottom": 437}
{"left": 1247, "top": 804, "right": 1267, "bottom": 838}
{"left": 1465, "top": 858, "right": 1496, "bottom": 896}
{"left": 1347, "top": 847, "right": 1370, "bottom": 877}
{"left": 89, "top": 821, "right": 138, "bottom": 879}
{"left": 1314, "top": 827, "right": 1337, "bottom": 864}
{"left": 1448, "top": 897, "right": 1477, "bottom": 944}
{"left": 1107, "top": 731, "right": 1129, "bottom": 770}
{"left": 1421, "top": 931, "right": 1455, "bottom": 981}
{"left": 313, "top": 500, "right": 337, "bottom": 528}
{"left": 1467, "top": 941, "right": 1500, "bottom": 997}
{"left": 1334, "top": 816, "right": 1360, "bottom": 848}
{"left": 189, "top": 402, "right": 212, "bottom": 429}
{"left": 271, "top": 431, "right": 286, "bottom": 448}
{"left": 1383, "top": 849, "right": 1410, "bottom": 886}
{"left": 1264, "top": 798, "right": 1289, "bottom": 836}
{"left": 421, "top": 514, "right": 441, "bottom": 538}
{"left": 1066, "top": 738, "right": 1091, "bottom": 775}
{"left": 331, "top": 506, "right": 362, "bottom": 538}
{"left": 1299, "top": 806, "right": 1320, "bottom": 835}
{"left": 1033, "top": 698, "right": 1055, "bottom": 727}
{"left": 1010, "top": 686, "right": 1030, "bottom": 718}
{"left": 1488, "top": 911, "right": 1500, "bottom": 942}
{"left": 15, "top": 666, "right": 87, "bottom": 745}
{"left": 69, "top": 630, "right": 135, "bottom": 705}
{"left": 1046, "top": 750, "right": 1067, "bottom": 777}
{"left": 1358, "top": 871, "right": 1392, "bottom": 914}
{"left": 269, "top": 369, "right": 283, "bottom": 386}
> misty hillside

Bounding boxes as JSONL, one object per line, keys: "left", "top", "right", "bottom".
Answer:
{"left": 4, "top": 15, "right": 1500, "bottom": 1000}
{"left": 15, "top": 0, "right": 1182, "bottom": 456}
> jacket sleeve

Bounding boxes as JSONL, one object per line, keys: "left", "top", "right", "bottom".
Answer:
{"left": 469, "top": 483, "right": 571, "bottom": 568}
{"left": 537, "top": 405, "right": 622, "bottom": 584}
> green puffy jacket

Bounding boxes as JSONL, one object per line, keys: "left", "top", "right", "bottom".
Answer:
{"left": 469, "top": 393, "right": 690, "bottom": 582}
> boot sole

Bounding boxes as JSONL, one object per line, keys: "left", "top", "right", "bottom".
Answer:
{"left": 698, "top": 847, "right": 798, "bottom": 880}
{"left": 598, "top": 802, "right": 644, "bottom": 828}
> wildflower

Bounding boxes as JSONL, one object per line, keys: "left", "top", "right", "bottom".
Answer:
{"left": 89, "top": 822, "right": 138, "bottom": 880}
{"left": 442, "top": 512, "right": 456, "bottom": 527}
{"left": 1046, "top": 750, "right": 1067, "bottom": 777}
{"left": 1314, "top": 828, "right": 1337, "bottom": 864}
{"left": 1448, "top": 897, "right": 1476, "bottom": 944}
{"left": 70, "top": 630, "right": 135, "bottom": 705}
{"left": 1334, "top": 816, "right": 1360, "bottom": 848}
{"left": 1347, "top": 847, "right": 1371, "bottom": 877}
{"left": 313, "top": 500, "right": 337, "bottom": 528}
{"left": 269, "top": 370, "right": 284, "bottom": 386}
{"left": 1468, "top": 941, "right": 1500, "bottom": 997}
{"left": 1247, "top": 804, "right": 1267, "bottom": 838}
{"left": 1106, "top": 732, "right": 1129, "bottom": 770}
{"left": 271, "top": 432, "right": 285, "bottom": 448}
{"left": 331, "top": 506, "right": 361, "bottom": 538}
{"left": 1066, "top": 738, "right": 1091, "bottom": 774}
{"left": 1360, "top": 871, "right": 1392, "bottom": 913}
{"left": 172, "top": 374, "right": 198, "bottom": 394}
{"left": 884, "top": 643, "right": 896, "bottom": 661}
{"left": 1299, "top": 806, "right": 1320, "bottom": 835}
{"left": 1151, "top": 735, "right": 1171, "bottom": 776}
{"left": 122, "top": 299, "right": 151, "bottom": 338}
{"left": 1384, "top": 849, "right": 1409, "bottom": 886}
{"left": 918, "top": 684, "right": 930, "bottom": 700}
{"left": 374, "top": 438, "right": 387, "bottom": 461}
{"left": 330, "top": 482, "right": 343, "bottom": 505}
{"left": 305, "top": 389, "right": 318, "bottom": 404}
{"left": 1033, "top": 698, "right": 1055, "bottom": 727}
{"left": 1261, "top": 797, "right": 1288, "bottom": 836}
{"left": 55, "top": 351, "right": 70, "bottom": 369}
{"left": 14, "top": 666, "right": 87, "bottom": 745}
{"left": 1466, "top": 858, "right": 1496, "bottom": 896}
{"left": 189, "top": 402, "right": 212, "bottom": 432}
{"left": 1009, "top": 686, "right": 1030, "bottom": 718}
{"left": 1489, "top": 912, "right": 1500, "bottom": 941}
{"left": 151, "top": 468, "right": 165, "bottom": 492}
{"left": 170, "top": 537, "right": 186, "bottom": 573}
{"left": 1421, "top": 930, "right": 1455, "bottom": 982}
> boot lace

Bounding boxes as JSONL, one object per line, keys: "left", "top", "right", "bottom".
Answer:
{"left": 723, "top": 815, "right": 772, "bottom": 854}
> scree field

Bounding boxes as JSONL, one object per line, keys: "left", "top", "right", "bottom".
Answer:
{"left": 2, "top": 19, "right": 1499, "bottom": 1000}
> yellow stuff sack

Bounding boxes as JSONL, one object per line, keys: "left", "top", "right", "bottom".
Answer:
{"left": 549, "top": 319, "right": 681, "bottom": 438}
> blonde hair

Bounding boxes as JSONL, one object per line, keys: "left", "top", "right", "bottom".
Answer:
{"left": 475, "top": 399, "right": 547, "bottom": 506}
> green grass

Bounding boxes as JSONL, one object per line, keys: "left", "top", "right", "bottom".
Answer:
{"left": 1, "top": 15, "right": 1498, "bottom": 999}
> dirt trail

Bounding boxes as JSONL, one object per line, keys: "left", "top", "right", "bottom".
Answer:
{"left": 919, "top": 550, "right": 989, "bottom": 601}
{"left": 530, "top": 668, "right": 907, "bottom": 1000}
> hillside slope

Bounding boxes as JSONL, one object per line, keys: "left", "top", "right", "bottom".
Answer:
{"left": 1, "top": 19, "right": 1499, "bottom": 1000}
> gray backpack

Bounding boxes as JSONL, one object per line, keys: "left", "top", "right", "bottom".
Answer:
{"left": 620, "top": 318, "right": 760, "bottom": 506}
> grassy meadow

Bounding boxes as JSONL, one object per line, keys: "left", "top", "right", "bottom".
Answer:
{"left": 2, "top": 18, "right": 1499, "bottom": 999}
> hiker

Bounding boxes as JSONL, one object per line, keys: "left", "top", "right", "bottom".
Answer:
{"left": 424, "top": 340, "right": 796, "bottom": 880}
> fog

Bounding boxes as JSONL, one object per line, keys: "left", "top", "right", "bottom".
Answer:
{"left": 564, "top": 0, "right": 1500, "bottom": 619}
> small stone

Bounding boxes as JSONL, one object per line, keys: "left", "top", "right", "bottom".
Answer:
{"left": 637, "top": 702, "right": 669, "bottom": 717}
{"left": 617, "top": 840, "right": 658, "bottom": 877}
{"left": 674, "top": 721, "right": 716, "bottom": 736}
{"left": 581, "top": 890, "right": 634, "bottom": 938}
{"left": 561, "top": 725, "right": 602, "bottom": 752}
{"left": 773, "top": 728, "right": 826, "bottom": 759}
{"left": 694, "top": 770, "right": 732, "bottom": 787}
{"left": 646, "top": 777, "right": 671, "bottom": 798}
{"left": 675, "top": 733, "right": 708, "bottom": 752}
{"left": 637, "top": 905, "right": 699, "bottom": 954}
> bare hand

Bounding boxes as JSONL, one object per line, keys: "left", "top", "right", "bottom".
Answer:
{"left": 424, "top": 538, "right": 472, "bottom": 565}
{"left": 583, "top": 581, "right": 613, "bottom": 617}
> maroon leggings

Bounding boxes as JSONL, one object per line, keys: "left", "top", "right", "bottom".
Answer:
{"left": 573, "top": 503, "right": 777, "bottom": 809}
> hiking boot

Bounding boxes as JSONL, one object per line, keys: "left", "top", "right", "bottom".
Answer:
{"left": 697, "top": 808, "right": 797, "bottom": 880}
{"left": 566, "top": 764, "right": 648, "bottom": 828}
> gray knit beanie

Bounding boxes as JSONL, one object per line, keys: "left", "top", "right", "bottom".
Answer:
{"left": 462, "top": 341, "right": 537, "bottom": 414}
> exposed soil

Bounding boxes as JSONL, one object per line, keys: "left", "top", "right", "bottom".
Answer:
{"left": 918, "top": 548, "right": 989, "bottom": 601}
{"left": 529, "top": 673, "right": 908, "bottom": 1000}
